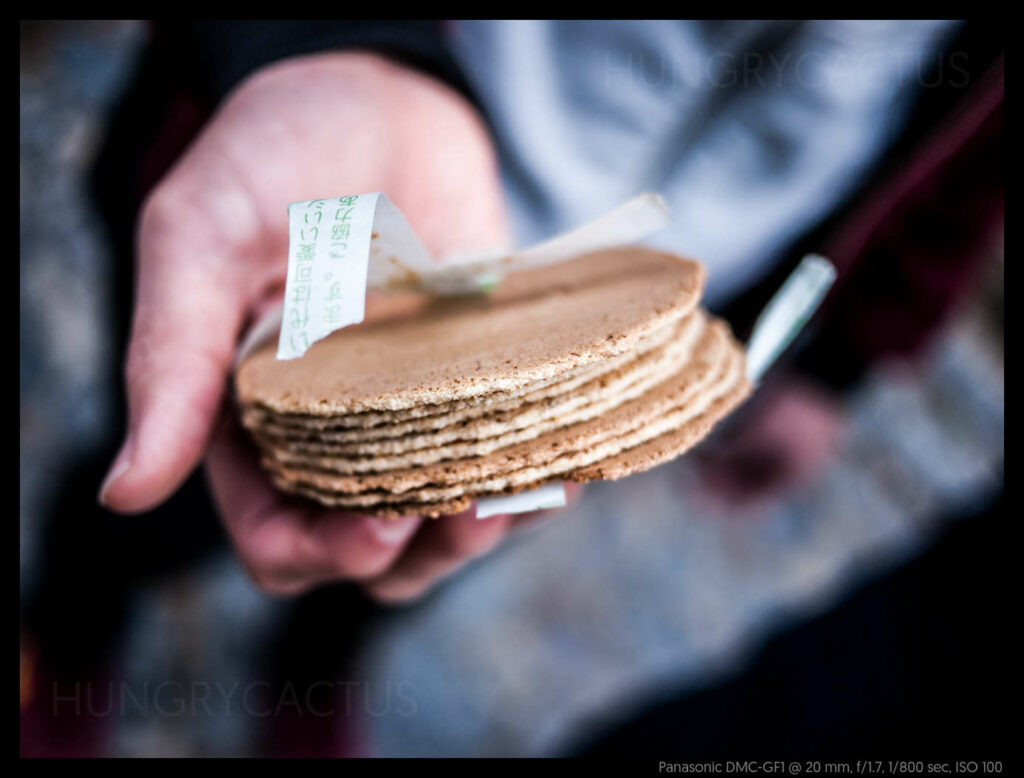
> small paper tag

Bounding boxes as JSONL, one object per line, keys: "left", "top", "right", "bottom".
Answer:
{"left": 277, "top": 193, "right": 440, "bottom": 360}
{"left": 417, "top": 192, "right": 672, "bottom": 295}
{"left": 476, "top": 482, "right": 568, "bottom": 519}
{"left": 744, "top": 254, "right": 837, "bottom": 384}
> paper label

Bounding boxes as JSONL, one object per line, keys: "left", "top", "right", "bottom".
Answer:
{"left": 279, "top": 195, "right": 371, "bottom": 360}
{"left": 277, "top": 193, "right": 441, "bottom": 360}
{"left": 744, "top": 254, "right": 836, "bottom": 384}
{"left": 476, "top": 482, "right": 567, "bottom": 519}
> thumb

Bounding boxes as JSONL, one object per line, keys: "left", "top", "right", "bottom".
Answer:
{"left": 99, "top": 190, "right": 255, "bottom": 513}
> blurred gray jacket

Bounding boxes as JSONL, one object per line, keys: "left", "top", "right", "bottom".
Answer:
{"left": 448, "top": 20, "right": 960, "bottom": 305}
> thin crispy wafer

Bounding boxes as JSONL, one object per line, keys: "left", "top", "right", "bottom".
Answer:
{"left": 265, "top": 320, "right": 740, "bottom": 500}
{"left": 258, "top": 312, "right": 706, "bottom": 462}
{"left": 277, "top": 348, "right": 750, "bottom": 516}
{"left": 236, "top": 248, "right": 704, "bottom": 415}
{"left": 244, "top": 316, "right": 683, "bottom": 433}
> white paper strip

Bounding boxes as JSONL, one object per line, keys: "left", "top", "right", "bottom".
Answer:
{"left": 277, "top": 193, "right": 439, "bottom": 360}
{"left": 744, "top": 254, "right": 837, "bottom": 384}
{"left": 277, "top": 192, "right": 672, "bottom": 360}
{"left": 420, "top": 193, "right": 672, "bottom": 295}
{"left": 476, "top": 482, "right": 567, "bottom": 519}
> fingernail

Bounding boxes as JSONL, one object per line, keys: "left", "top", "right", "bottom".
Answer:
{"left": 98, "top": 439, "right": 134, "bottom": 506}
{"left": 365, "top": 515, "right": 421, "bottom": 546}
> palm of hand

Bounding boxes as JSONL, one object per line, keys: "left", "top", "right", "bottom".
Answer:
{"left": 101, "top": 52, "right": 518, "bottom": 601}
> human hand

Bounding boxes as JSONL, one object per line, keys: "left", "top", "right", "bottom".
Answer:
{"left": 358, "top": 482, "right": 586, "bottom": 602}
{"left": 98, "top": 51, "right": 557, "bottom": 600}
{"left": 694, "top": 372, "right": 846, "bottom": 510}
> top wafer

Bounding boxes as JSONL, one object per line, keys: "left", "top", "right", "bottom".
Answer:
{"left": 236, "top": 247, "right": 705, "bottom": 415}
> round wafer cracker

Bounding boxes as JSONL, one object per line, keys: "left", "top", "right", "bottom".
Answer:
{"left": 243, "top": 315, "right": 683, "bottom": 435}
{"left": 256, "top": 312, "right": 705, "bottom": 460}
{"left": 264, "top": 318, "right": 741, "bottom": 499}
{"left": 236, "top": 248, "right": 704, "bottom": 415}
{"left": 273, "top": 338, "right": 750, "bottom": 515}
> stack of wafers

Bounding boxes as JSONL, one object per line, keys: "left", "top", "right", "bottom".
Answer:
{"left": 235, "top": 247, "right": 751, "bottom": 518}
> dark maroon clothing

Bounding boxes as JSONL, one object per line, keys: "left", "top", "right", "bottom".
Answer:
{"left": 791, "top": 56, "right": 1004, "bottom": 389}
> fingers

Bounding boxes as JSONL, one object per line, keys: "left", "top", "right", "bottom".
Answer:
{"left": 205, "top": 417, "right": 423, "bottom": 596}
{"left": 99, "top": 179, "right": 263, "bottom": 514}
{"left": 363, "top": 484, "right": 583, "bottom": 603}
{"left": 209, "top": 411, "right": 573, "bottom": 600}
{"left": 362, "top": 509, "right": 514, "bottom": 604}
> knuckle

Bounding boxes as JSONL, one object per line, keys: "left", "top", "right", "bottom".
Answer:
{"left": 138, "top": 185, "right": 192, "bottom": 240}
{"left": 140, "top": 167, "right": 263, "bottom": 257}
{"left": 236, "top": 544, "right": 310, "bottom": 597}
{"left": 335, "top": 549, "right": 396, "bottom": 581}
{"left": 365, "top": 579, "right": 427, "bottom": 605}
{"left": 439, "top": 523, "right": 506, "bottom": 561}
{"left": 247, "top": 568, "right": 309, "bottom": 598}
{"left": 237, "top": 523, "right": 301, "bottom": 585}
{"left": 436, "top": 529, "right": 482, "bottom": 560}
{"left": 325, "top": 516, "right": 419, "bottom": 581}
